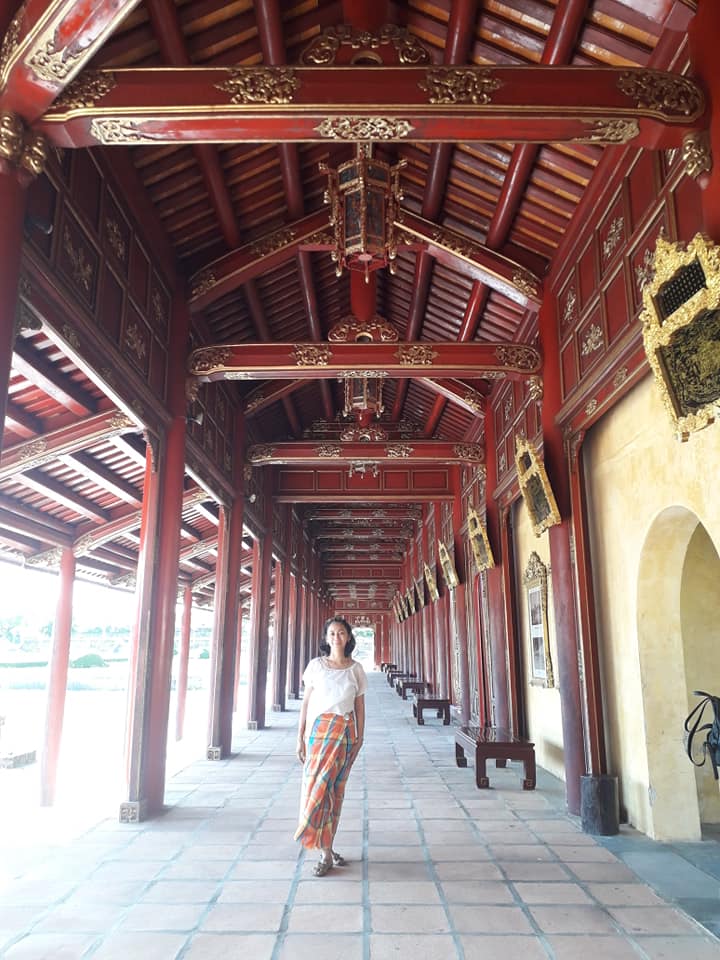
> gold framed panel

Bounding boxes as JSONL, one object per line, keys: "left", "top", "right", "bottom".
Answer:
{"left": 415, "top": 577, "right": 425, "bottom": 609}
{"left": 514, "top": 436, "right": 561, "bottom": 537}
{"left": 406, "top": 585, "right": 416, "bottom": 615}
{"left": 640, "top": 233, "right": 720, "bottom": 440}
{"left": 438, "top": 540, "right": 459, "bottom": 589}
{"left": 423, "top": 561, "right": 439, "bottom": 602}
{"left": 467, "top": 505, "right": 495, "bottom": 572}
{"left": 523, "top": 551, "right": 555, "bottom": 688}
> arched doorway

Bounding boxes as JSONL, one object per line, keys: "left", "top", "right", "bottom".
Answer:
{"left": 637, "top": 507, "right": 720, "bottom": 840}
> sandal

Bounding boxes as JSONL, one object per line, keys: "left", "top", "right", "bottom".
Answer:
{"left": 312, "top": 856, "right": 333, "bottom": 877}
{"left": 331, "top": 850, "right": 346, "bottom": 866}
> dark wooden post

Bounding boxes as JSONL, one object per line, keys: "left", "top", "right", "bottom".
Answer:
{"left": 248, "top": 488, "right": 273, "bottom": 730}
{"left": 40, "top": 547, "right": 76, "bottom": 806}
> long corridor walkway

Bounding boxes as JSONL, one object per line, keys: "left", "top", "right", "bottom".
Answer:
{"left": 1, "top": 671, "right": 719, "bottom": 959}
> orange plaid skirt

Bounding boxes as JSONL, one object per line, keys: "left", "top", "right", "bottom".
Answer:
{"left": 294, "top": 712, "right": 356, "bottom": 850}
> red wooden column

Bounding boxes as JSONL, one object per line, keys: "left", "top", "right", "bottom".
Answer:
{"left": 689, "top": 2, "right": 720, "bottom": 239}
{"left": 272, "top": 546, "right": 291, "bottom": 711}
{"left": 233, "top": 604, "right": 246, "bottom": 711}
{"left": 421, "top": 505, "right": 435, "bottom": 685}
{"left": 450, "top": 467, "right": 472, "bottom": 724}
{"left": 0, "top": 157, "right": 33, "bottom": 443}
{"left": 40, "top": 547, "right": 76, "bottom": 806}
{"left": 286, "top": 572, "right": 300, "bottom": 698}
{"left": 483, "top": 404, "right": 511, "bottom": 729}
{"left": 539, "top": 296, "right": 585, "bottom": 816}
{"left": 175, "top": 585, "right": 192, "bottom": 741}
{"left": 431, "top": 504, "right": 449, "bottom": 698}
{"left": 247, "top": 491, "right": 273, "bottom": 730}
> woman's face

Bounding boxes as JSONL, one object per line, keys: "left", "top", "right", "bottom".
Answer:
{"left": 326, "top": 621, "right": 349, "bottom": 650}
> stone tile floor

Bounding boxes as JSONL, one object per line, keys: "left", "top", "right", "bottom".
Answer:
{"left": 1, "top": 671, "right": 720, "bottom": 958}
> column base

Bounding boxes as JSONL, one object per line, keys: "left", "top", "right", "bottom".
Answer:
{"left": 247, "top": 720, "right": 258, "bottom": 730}
{"left": 206, "top": 745, "right": 223, "bottom": 760}
{"left": 581, "top": 774, "right": 619, "bottom": 836}
{"left": 271, "top": 703, "right": 283, "bottom": 712}
{"left": 119, "top": 799, "right": 148, "bottom": 823}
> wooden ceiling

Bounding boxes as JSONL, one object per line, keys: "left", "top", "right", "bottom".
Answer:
{"left": 0, "top": 0, "right": 693, "bottom": 613}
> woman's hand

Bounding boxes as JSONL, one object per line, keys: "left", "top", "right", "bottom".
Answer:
{"left": 296, "top": 737, "right": 306, "bottom": 763}
{"left": 348, "top": 737, "right": 363, "bottom": 766}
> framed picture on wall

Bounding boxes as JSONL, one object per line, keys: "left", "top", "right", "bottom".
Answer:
{"left": 424, "top": 561, "right": 440, "bottom": 602}
{"left": 467, "top": 505, "right": 495, "bottom": 572}
{"left": 415, "top": 577, "right": 425, "bottom": 609}
{"left": 514, "top": 436, "right": 561, "bottom": 537}
{"left": 438, "top": 540, "right": 460, "bottom": 589}
{"left": 406, "top": 586, "right": 416, "bottom": 615}
{"left": 523, "top": 551, "right": 555, "bottom": 687}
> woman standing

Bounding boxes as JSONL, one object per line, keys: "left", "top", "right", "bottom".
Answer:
{"left": 294, "top": 616, "right": 367, "bottom": 876}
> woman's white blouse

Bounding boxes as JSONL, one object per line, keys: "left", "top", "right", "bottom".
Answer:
{"left": 302, "top": 657, "right": 367, "bottom": 734}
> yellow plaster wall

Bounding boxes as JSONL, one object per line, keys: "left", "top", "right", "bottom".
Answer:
{"left": 513, "top": 501, "right": 564, "bottom": 780}
{"left": 585, "top": 374, "right": 720, "bottom": 839}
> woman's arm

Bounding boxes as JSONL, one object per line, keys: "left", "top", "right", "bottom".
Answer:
{"left": 349, "top": 694, "right": 365, "bottom": 765}
{"left": 296, "top": 684, "right": 312, "bottom": 763}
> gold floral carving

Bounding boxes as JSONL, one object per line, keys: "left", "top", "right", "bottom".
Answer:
{"left": 191, "top": 270, "right": 217, "bottom": 298}
{"left": 25, "top": 546, "right": 63, "bottom": 568}
{"left": 462, "top": 389, "right": 484, "bottom": 413}
{"left": 20, "top": 132, "right": 47, "bottom": 177}
{"left": 420, "top": 67, "right": 501, "bottom": 104}
{"left": 336, "top": 369, "right": 389, "bottom": 379}
{"left": 527, "top": 375, "right": 543, "bottom": 404}
{"left": 430, "top": 226, "right": 479, "bottom": 259}
{"left": 454, "top": 443, "right": 484, "bottom": 463}
{"left": 216, "top": 67, "right": 299, "bottom": 104}
{"left": 329, "top": 317, "right": 399, "bottom": 342}
{"left": 585, "top": 398, "right": 598, "bottom": 416}
{"left": 108, "top": 411, "right": 134, "bottom": 431}
{"left": 293, "top": 344, "right": 331, "bottom": 366}
{"left": 304, "top": 230, "right": 334, "bottom": 246}
{"left": 62, "top": 324, "right": 80, "bottom": 350}
{"left": 386, "top": 444, "right": 413, "bottom": 458}
{"left": 316, "top": 444, "right": 341, "bottom": 457}
{"left": 300, "top": 24, "right": 430, "bottom": 66}
{"left": 612, "top": 367, "right": 629, "bottom": 390}
{"left": 315, "top": 117, "right": 414, "bottom": 140}
{"left": 185, "top": 376, "right": 200, "bottom": 404}
{"left": 14, "top": 302, "right": 41, "bottom": 334}
{"left": 494, "top": 345, "right": 539, "bottom": 371}
{"left": 17, "top": 438, "right": 48, "bottom": 464}
{"left": 90, "top": 119, "right": 150, "bottom": 144}
{"left": 580, "top": 323, "right": 604, "bottom": 356}
{"left": 28, "top": 36, "right": 82, "bottom": 84}
{"left": 617, "top": 70, "right": 704, "bottom": 119}
{"left": 0, "top": 110, "right": 24, "bottom": 165}
{"left": 106, "top": 218, "right": 126, "bottom": 261}
{"left": 396, "top": 344, "right": 437, "bottom": 366}
{"left": 574, "top": 119, "right": 639, "bottom": 144}
{"left": 251, "top": 227, "right": 297, "bottom": 257}
{"left": 247, "top": 444, "right": 276, "bottom": 463}
{"left": 602, "top": 217, "right": 624, "bottom": 261}
{"left": 54, "top": 71, "right": 116, "bottom": 110}
{"left": 512, "top": 270, "right": 539, "bottom": 298}
{"left": 189, "top": 346, "right": 232, "bottom": 375}
{"left": 561, "top": 287, "right": 577, "bottom": 332}
{"left": 63, "top": 228, "right": 93, "bottom": 292}
{"left": 682, "top": 131, "right": 712, "bottom": 181}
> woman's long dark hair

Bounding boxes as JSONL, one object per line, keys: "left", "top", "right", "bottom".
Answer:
{"left": 319, "top": 616, "right": 356, "bottom": 657}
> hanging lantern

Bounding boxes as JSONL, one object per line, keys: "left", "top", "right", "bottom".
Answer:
{"left": 320, "top": 143, "right": 406, "bottom": 282}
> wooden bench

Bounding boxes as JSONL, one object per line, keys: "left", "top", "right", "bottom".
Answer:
{"left": 397, "top": 679, "right": 429, "bottom": 700}
{"left": 455, "top": 726, "right": 536, "bottom": 790}
{"left": 412, "top": 696, "right": 451, "bottom": 725}
{"left": 380, "top": 662, "right": 397, "bottom": 673}
{"left": 388, "top": 670, "right": 415, "bottom": 687}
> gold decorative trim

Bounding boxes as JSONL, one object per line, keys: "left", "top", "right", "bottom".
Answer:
{"left": 0, "top": 110, "right": 24, "bottom": 165}
{"left": 573, "top": 119, "right": 639, "bottom": 144}
{"left": 468, "top": 506, "right": 495, "bottom": 572}
{"left": 682, "top": 131, "right": 712, "bottom": 181}
{"left": 523, "top": 551, "right": 554, "bottom": 688}
{"left": 250, "top": 227, "right": 297, "bottom": 257}
{"left": 617, "top": 70, "right": 703, "bottom": 119}
{"left": 0, "top": 7, "right": 22, "bottom": 85}
{"left": 17, "top": 437, "right": 48, "bottom": 464}
{"left": 494, "top": 344, "right": 539, "bottom": 371}
{"left": 562, "top": 287, "right": 577, "bottom": 332}
{"left": 462, "top": 389, "right": 484, "bottom": 413}
{"left": 54, "top": 70, "right": 116, "bottom": 110}
{"left": 105, "top": 217, "right": 126, "bottom": 261}
{"left": 515, "top": 436, "right": 561, "bottom": 537}
{"left": 602, "top": 217, "right": 624, "bottom": 261}
{"left": 293, "top": 344, "right": 331, "bottom": 366}
{"left": 124, "top": 323, "right": 146, "bottom": 362}
{"left": 419, "top": 67, "right": 501, "bottom": 104}
{"left": 396, "top": 344, "right": 437, "bottom": 366}
{"left": 315, "top": 117, "right": 414, "bottom": 140}
{"left": 527, "top": 375, "right": 543, "bottom": 404}
{"left": 336, "top": 369, "right": 389, "bottom": 379}
{"left": 329, "top": 317, "right": 399, "bottom": 343}
{"left": 28, "top": 36, "right": 82, "bottom": 84}
{"left": 640, "top": 233, "right": 720, "bottom": 439}
{"left": 247, "top": 444, "right": 276, "bottom": 463}
{"left": 216, "top": 67, "right": 299, "bottom": 104}
{"left": 189, "top": 346, "right": 232, "bottom": 375}
{"left": 454, "top": 443, "right": 484, "bottom": 463}
{"left": 25, "top": 546, "right": 63, "bottom": 569}
{"left": 636, "top": 247, "right": 655, "bottom": 294}
{"left": 244, "top": 392, "right": 266, "bottom": 414}
{"left": 580, "top": 323, "right": 604, "bottom": 356}
{"left": 612, "top": 367, "right": 629, "bottom": 390}
{"left": 61, "top": 323, "right": 80, "bottom": 350}
{"left": 585, "top": 398, "right": 598, "bottom": 416}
